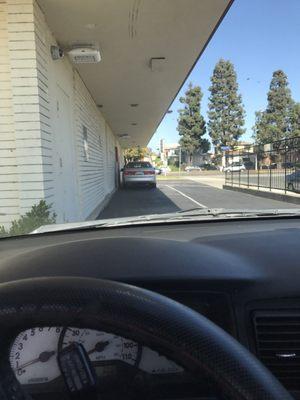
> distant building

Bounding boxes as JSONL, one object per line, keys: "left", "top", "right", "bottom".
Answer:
{"left": 223, "top": 141, "right": 257, "bottom": 169}
{"left": 159, "top": 139, "right": 165, "bottom": 153}
{"left": 159, "top": 139, "right": 213, "bottom": 166}
{"left": 159, "top": 141, "right": 180, "bottom": 165}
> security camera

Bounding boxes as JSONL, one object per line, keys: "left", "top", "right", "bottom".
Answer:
{"left": 50, "top": 45, "right": 64, "bottom": 60}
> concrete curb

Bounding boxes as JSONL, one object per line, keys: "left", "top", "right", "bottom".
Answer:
{"left": 223, "top": 185, "right": 300, "bottom": 205}
{"left": 87, "top": 189, "right": 117, "bottom": 221}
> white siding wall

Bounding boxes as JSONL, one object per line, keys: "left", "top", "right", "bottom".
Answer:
{"left": 40, "top": 1, "right": 121, "bottom": 221}
{"left": 73, "top": 73, "right": 116, "bottom": 220}
{"left": 6, "top": 0, "right": 49, "bottom": 218}
{"left": 105, "top": 123, "right": 117, "bottom": 193}
{"left": 0, "top": 0, "right": 121, "bottom": 227}
{"left": 0, "top": 1, "right": 19, "bottom": 229}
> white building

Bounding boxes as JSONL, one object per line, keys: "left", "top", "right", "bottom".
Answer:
{"left": 160, "top": 142, "right": 180, "bottom": 165}
{"left": 0, "top": 0, "right": 231, "bottom": 228}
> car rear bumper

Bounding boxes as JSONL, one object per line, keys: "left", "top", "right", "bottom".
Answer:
{"left": 123, "top": 175, "right": 156, "bottom": 184}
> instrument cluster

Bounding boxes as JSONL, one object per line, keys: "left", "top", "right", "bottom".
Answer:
{"left": 10, "top": 327, "right": 183, "bottom": 388}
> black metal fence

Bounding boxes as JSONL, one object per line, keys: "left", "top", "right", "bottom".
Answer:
{"left": 224, "top": 137, "right": 300, "bottom": 193}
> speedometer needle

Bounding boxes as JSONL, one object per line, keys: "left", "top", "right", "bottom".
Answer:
{"left": 87, "top": 341, "right": 110, "bottom": 355}
{"left": 14, "top": 351, "right": 56, "bottom": 371}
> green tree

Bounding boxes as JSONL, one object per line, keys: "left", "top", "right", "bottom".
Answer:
{"left": 200, "top": 138, "right": 211, "bottom": 153}
{"left": 177, "top": 82, "right": 208, "bottom": 163}
{"left": 208, "top": 59, "right": 245, "bottom": 148}
{"left": 123, "top": 147, "right": 149, "bottom": 163}
{"left": 290, "top": 102, "right": 300, "bottom": 138}
{"left": 253, "top": 70, "right": 293, "bottom": 144}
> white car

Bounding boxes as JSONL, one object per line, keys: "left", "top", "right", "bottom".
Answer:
{"left": 223, "top": 163, "right": 246, "bottom": 172}
{"left": 185, "top": 165, "right": 202, "bottom": 172}
{"left": 123, "top": 161, "right": 156, "bottom": 188}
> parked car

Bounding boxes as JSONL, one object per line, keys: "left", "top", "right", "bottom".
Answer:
{"left": 261, "top": 163, "right": 277, "bottom": 170}
{"left": 155, "top": 168, "right": 162, "bottom": 175}
{"left": 185, "top": 165, "right": 202, "bottom": 172}
{"left": 223, "top": 162, "right": 246, "bottom": 172}
{"left": 201, "top": 164, "right": 218, "bottom": 171}
{"left": 243, "top": 161, "right": 255, "bottom": 170}
{"left": 286, "top": 170, "right": 300, "bottom": 192}
{"left": 122, "top": 161, "right": 156, "bottom": 188}
{"left": 282, "top": 162, "right": 294, "bottom": 169}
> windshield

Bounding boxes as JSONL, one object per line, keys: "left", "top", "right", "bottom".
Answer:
{"left": 1, "top": 0, "right": 300, "bottom": 238}
{"left": 126, "top": 162, "right": 153, "bottom": 169}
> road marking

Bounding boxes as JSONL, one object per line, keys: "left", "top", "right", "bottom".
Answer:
{"left": 165, "top": 185, "right": 207, "bottom": 208}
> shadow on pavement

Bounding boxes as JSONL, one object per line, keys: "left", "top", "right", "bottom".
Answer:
{"left": 97, "top": 186, "right": 180, "bottom": 219}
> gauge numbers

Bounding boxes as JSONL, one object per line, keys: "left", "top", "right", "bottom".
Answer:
{"left": 62, "top": 328, "right": 140, "bottom": 366}
{"left": 9, "top": 327, "right": 62, "bottom": 385}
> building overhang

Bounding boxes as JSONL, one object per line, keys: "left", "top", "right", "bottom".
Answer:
{"left": 38, "top": 0, "right": 233, "bottom": 147}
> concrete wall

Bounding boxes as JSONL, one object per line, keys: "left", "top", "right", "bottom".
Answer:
{"left": 0, "top": 0, "right": 121, "bottom": 228}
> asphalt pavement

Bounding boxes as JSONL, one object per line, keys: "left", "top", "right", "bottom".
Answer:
{"left": 98, "top": 178, "right": 300, "bottom": 219}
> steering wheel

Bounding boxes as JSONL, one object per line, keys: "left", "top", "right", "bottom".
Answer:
{"left": 0, "top": 277, "right": 293, "bottom": 400}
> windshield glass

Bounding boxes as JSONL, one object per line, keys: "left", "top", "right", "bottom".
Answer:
{"left": 126, "top": 162, "right": 153, "bottom": 169}
{"left": 1, "top": 0, "right": 300, "bottom": 237}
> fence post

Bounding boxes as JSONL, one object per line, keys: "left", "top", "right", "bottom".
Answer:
{"left": 257, "top": 151, "right": 260, "bottom": 190}
{"left": 247, "top": 147, "right": 250, "bottom": 188}
{"left": 284, "top": 140, "right": 287, "bottom": 193}
{"left": 269, "top": 165, "right": 272, "bottom": 191}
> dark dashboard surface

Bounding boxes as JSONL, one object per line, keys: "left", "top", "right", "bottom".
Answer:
{"left": 1, "top": 217, "right": 300, "bottom": 398}
{"left": 0, "top": 218, "right": 299, "bottom": 301}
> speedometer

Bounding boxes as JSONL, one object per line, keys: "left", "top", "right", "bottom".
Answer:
{"left": 61, "top": 328, "right": 141, "bottom": 366}
{"left": 10, "top": 327, "right": 62, "bottom": 385}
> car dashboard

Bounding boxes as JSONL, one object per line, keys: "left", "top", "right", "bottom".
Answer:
{"left": 1, "top": 216, "right": 300, "bottom": 399}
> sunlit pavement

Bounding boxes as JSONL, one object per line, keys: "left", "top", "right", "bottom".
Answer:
{"left": 97, "top": 178, "right": 300, "bottom": 220}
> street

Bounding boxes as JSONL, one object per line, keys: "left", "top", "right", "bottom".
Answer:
{"left": 98, "top": 177, "right": 299, "bottom": 219}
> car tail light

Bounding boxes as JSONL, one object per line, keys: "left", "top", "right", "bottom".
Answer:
{"left": 124, "top": 171, "right": 135, "bottom": 175}
{"left": 144, "top": 170, "right": 155, "bottom": 175}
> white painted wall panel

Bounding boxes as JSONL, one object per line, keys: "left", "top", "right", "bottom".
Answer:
{"left": 73, "top": 72, "right": 115, "bottom": 219}
{"left": 0, "top": 0, "right": 121, "bottom": 228}
{"left": 0, "top": 1, "right": 19, "bottom": 229}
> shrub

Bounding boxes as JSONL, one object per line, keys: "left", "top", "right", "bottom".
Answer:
{"left": 0, "top": 200, "right": 56, "bottom": 238}
{"left": 0, "top": 226, "right": 8, "bottom": 238}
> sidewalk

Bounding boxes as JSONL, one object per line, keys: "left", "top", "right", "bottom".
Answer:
{"left": 185, "top": 175, "right": 225, "bottom": 189}
{"left": 157, "top": 172, "right": 225, "bottom": 189}
{"left": 224, "top": 183, "right": 300, "bottom": 205}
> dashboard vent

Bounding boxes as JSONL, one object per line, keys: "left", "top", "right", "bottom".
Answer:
{"left": 253, "top": 311, "right": 300, "bottom": 391}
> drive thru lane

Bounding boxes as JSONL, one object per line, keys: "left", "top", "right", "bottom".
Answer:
{"left": 98, "top": 179, "right": 299, "bottom": 220}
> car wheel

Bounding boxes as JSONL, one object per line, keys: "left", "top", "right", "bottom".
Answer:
{"left": 288, "top": 182, "right": 295, "bottom": 191}
{"left": 151, "top": 183, "right": 157, "bottom": 189}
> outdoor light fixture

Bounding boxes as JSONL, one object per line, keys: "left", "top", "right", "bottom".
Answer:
{"left": 68, "top": 46, "right": 101, "bottom": 63}
{"left": 50, "top": 45, "right": 64, "bottom": 60}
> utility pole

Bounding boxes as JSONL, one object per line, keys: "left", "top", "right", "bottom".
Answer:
{"left": 178, "top": 146, "right": 182, "bottom": 175}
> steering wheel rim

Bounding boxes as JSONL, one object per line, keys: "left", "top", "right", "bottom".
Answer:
{"left": 0, "top": 277, "right": 293, "bottom": 400}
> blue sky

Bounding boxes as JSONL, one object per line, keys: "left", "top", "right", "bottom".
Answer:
{"left": 148, "top": 0, "right": 300, "bottom": 151}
